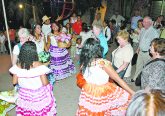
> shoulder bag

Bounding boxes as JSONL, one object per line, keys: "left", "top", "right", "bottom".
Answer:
{"left": 135, "top": 58, "right": 165, "bottom": 86}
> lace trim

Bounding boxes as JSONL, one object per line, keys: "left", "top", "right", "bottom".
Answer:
{"left": 90, "top": 59, "right": 110, "bottom": 67}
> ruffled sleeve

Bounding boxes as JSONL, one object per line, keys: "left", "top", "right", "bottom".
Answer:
{"left": 9, "top": 65, "right": 51, "bottom": 78}
{"left": 58, "top": 33, "right": 71, "bottom": 43}
{"left": 97, "top": 59, "right": 111, "bottom": 66}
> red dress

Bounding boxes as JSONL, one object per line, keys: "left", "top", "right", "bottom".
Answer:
{"left": 72, "top": 21, "right": 82, "bottom": 35}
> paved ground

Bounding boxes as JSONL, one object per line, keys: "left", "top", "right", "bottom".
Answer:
{"left": 0, "top": 44, "right": 140, "bottom": 116}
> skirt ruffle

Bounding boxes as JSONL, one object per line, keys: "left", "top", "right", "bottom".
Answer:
{"left": 49, "top": 45, "right": 76, "bottom": 80}
{"left": 76, "top": 82, "right": 130, "bottom": 116}
{"left": 16, "top": 84, "right": 56, "bottom": 116}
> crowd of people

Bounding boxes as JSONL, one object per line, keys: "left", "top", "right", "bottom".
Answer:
{"left": 0, "top": 7, "right": 165, "bottom": 116}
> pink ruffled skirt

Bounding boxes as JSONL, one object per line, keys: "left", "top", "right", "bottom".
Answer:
{"left": 16, "top": 84, "right": 56, "bottom": 116}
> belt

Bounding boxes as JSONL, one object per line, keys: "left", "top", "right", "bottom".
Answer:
{"left": 141, "top": 51, "right": 148, "bottom": 53}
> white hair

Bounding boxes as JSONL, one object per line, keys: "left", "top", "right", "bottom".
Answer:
{"left": 18, "top": 28, "right": 30, "bottom": 38}
{"left": 144, "top": 16, "right": 153, "bottom": 23}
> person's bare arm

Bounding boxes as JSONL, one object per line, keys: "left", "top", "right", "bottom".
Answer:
{"left": 12, "top": 74, "right": 18, "bottom": 86}
{"left": 102, "top": 63, "right": 135, "bottom": 95}
{"left": 136, "top": 48, "right": 140, "bottom": 54}
{"left": 40, "top": 74, "right": 49, "bottom": 86}
{"left": 46, "top": 36, "right": 51, "bottom": 50}
{"left": 116, "top": 61, "right": 129, "bottom": 73}
{"left": 44, "top": 37, "right": 48, "bottom": 52}
{"left": 55, "top": 15, "right": 63, "bottom": 22}
{"left": 33, "top": 61, "right": 49, "bottom": 85}
{"left": 12, "top": 54, "right": 18, "bottom": 65}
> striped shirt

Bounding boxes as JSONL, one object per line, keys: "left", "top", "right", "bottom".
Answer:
{"left": 139, "top": 26, "right": 159, "bottom": 51}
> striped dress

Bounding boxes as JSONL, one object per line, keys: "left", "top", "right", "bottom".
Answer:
{"left": 9, "top": 65, "right": 56, "bottom": 116}
{"left": 49, "top": 33, "right": 76, "bottom": 80}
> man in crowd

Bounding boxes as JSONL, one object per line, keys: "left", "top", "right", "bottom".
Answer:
{"left": 132, "top": 16, "right": 159, "bottom": 82}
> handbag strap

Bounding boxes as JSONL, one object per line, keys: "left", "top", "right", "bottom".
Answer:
{"left": 105, "top": 27, "right": 108, "bottom": 38}
{"left": 144, "top": 58, "right": 165, "bottom": 67}
{"left": 119, "top": 62, "right": 130, "bottom": 78}
{"left": 124, "top": 62, "right": 130, "bottom": 72}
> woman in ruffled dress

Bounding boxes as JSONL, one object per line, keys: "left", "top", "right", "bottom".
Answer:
{"left": 9, "top": 41, "right": 56, "bottom": 115}
{"left": 31, "top": 24, "right": 55, "bottom": 85}
{"left": 31, "top": 24, "right": 48, "bottom": 55}
{"left": 0, "top": 28, "right": 30, "bottom": 116}
{"left": 47, "top": 22, "right": 76, "bottom": 81}
{"left": 76, "top": 38, "right": 134, "bottom": 116}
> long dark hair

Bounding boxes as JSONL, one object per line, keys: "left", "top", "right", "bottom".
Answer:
{"left": 18, "top": 41, "right": 38, "bottom": 70}
{"left": 82, "top": 23, "right": 89, "bottom": 32}
{"left": 51, "top": 21, "right": 61, "bottom": 33}
{"left": 31, "top": 23, "right": 40, "bottom": 36}
{"left": 80, "top": 38, "right": 103, "bottom": 73}
{"left": 104, "top": 19, "right": 110, "bottom": 28}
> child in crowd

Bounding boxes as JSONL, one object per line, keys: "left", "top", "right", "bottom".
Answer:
{"left": 75, "top": 37, "right": 82, "bottom": 63}
{"left": 9, "top": 41, "right": 56, "bottom": 115}
{"left": 0, "top": 31, "right": 6, "bottom": 54}
{"left": 65, "top": 23, "right": 73, "bottom": 34}
{"left": 70, "top": 33, "right": 77, "bottom": 58}
{"left": 70, "top": 13, "right": 77, "bottom": 25}
{"left": 41, "top": 15, "right": 51, "bottom": 43}
{"left": 130, "top": 19, "right": 143, "bottom": 52}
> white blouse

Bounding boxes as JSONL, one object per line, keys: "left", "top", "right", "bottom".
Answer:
{"left": 32, "top": 34, "right": 45, "bottom": 54}
{"left": 83, "top": 59, "right": 110, "bottom": 85}
{"left": 9, "top": 65, "right": 51, "bottom": 90}
{"left": 50, "top": 34, "right": 58, "bottom": 46}
{"left": 112, "top": 44, "right": 133, "bottom": 77}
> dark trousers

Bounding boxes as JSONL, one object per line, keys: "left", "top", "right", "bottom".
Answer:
{"left": 5, "top": 40, "right": 16, "bottom": 54}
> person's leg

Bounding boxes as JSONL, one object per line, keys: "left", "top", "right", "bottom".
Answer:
{"left": 133, "top": 43, "right": 138, "bottom": 53}
{"left": 2, "top": 42, "right": 6, "bottom": 53}
{"left": 0, "top": 44, "right": 2, "bottom": 53}
{"left": 70, "top": 46, "right": 76, "bottom": 58}
{"left": 132, "top": 52, "right": 144, "bottom": 81}
{"left": 11, "top": 41, "right": 16, "bottom": 50}
{"left": 142, "top": 52, "right": 151, "bottom": 65}
{"left": 4, "top": 41, "right": 10, "bottom": 54}
{"left": 132, "top": 51, "right": 151, "bottom": 81}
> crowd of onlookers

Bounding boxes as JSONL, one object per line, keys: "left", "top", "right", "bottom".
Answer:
{"left": 0, "top": 8, "right": 165, "bottom": 115}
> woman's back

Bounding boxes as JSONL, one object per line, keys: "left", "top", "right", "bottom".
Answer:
{"left": 10, "top": 65, "right": 50, "bottom": 90}
{"left": 9, "top": 64, "right": 57, "bottom": 116}
{"left": 84, "top": 59, "right": 109, "bottom": 85}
